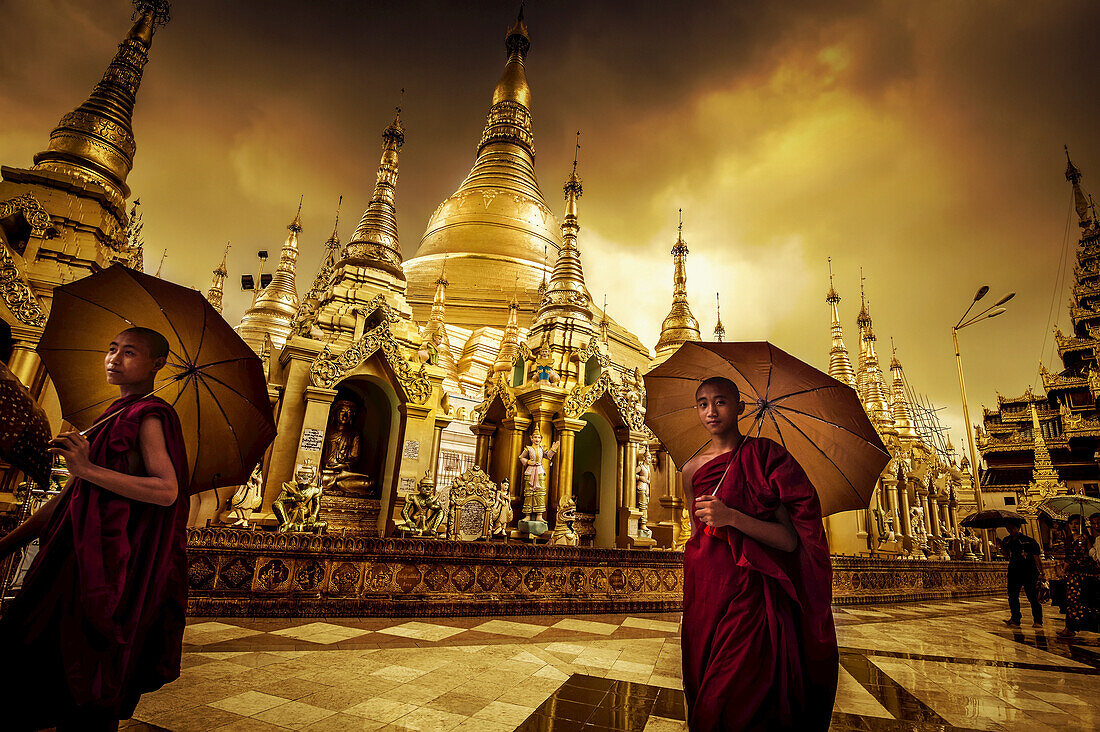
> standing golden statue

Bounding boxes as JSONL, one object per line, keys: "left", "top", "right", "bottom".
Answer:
{"left": 490, "top": 478, "right": 513, "bottom": 538}
{"left": 519, "top": 429, "right": 559, "bottom": 526}
{"left": 320, "top": 399, "right": 374, "bottom": 495}
{"left": 215, "top": 461, "right": 264, "bottom": 527}
{"left": 635, "top": 447, "right": 653, "bottom": 539}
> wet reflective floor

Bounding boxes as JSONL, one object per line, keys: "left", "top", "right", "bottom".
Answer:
{"left": 119, "top": 596, "right": 1099, "bottom": 731}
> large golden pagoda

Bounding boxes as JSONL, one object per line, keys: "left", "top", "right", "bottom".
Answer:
{"left": 402, "top": 10, "right": 558, "bottom": 327}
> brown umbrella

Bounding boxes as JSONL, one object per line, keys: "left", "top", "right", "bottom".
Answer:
{"left": 643, "top": 341, "right": 889, "bottom": 516}
{"left": 37, "top": 265, "right": 276, "bottom": 494}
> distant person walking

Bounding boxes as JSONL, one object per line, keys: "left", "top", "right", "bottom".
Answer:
{"left": 1000, "top": 522, "right": 1045, "bottom": 628}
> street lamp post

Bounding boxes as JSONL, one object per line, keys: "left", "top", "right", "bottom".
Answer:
{"left": 953, "top": 286, "right": 1014, "bottom": 562}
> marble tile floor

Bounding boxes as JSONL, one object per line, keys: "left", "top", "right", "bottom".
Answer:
{"left": 115, "top": 596, "right": 1099, "bottom": 731}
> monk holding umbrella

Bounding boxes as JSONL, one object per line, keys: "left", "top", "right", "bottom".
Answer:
{"left": 645, "top": 341, "right": 889, "bottom": 731}
{"left": 0, "top": 265, "right": 275, "bottom": 731}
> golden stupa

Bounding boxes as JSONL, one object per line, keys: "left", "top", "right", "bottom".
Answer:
{"left": 401, "top": 11, "right": 559, "bottom": 327}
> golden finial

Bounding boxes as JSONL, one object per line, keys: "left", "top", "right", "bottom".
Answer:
{"left": 678, "top": 208, "right": 683, "bottom": 237}
{"left": 437, "top": 256, "right": 449, "bottom": 287}
{"left": 154, "top": 248, "right": 167, "bottom": 278}
{"left": 290, "top": 195, "right": 304, "bottom": 232}
{"left": 572, "top": 131, "right": 581, "bottom": 177}
{"left": 714, "top": 293, "right": 725, "bottom": 342}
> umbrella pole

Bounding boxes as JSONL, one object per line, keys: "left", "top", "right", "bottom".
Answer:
{"left": 76, "top": 376, "right": 186, "bottom": 438}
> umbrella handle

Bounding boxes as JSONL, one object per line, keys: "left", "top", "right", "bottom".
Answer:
{"left": 76, "top": 378, "right": 184, "bottom": 438}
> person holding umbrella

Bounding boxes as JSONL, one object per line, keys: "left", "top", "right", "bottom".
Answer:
{"left": 0, "top": 264, "right": 276, "bottom": 731}
{"left": 645, "top": 341, "right": 891, "bottom": 731}
{"left": 0, "top": 327, "right": 189, "bottom": 730}
{"left": 999, "top": 520, "right": 1045, "bottom": 628}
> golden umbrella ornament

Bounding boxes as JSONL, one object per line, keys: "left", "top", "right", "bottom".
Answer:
{"left": 36, "top": 265, "right": 276, "bottom": 494}
{"left": 643, "top": 341, "right": 890, "bottom": 516}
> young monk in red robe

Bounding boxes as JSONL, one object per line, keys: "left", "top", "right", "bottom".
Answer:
{"left": 0, "top": 327, "right": 190, "bottom": 731}
{"left": 681, "top": 376, "right": 838, "bottom": 731}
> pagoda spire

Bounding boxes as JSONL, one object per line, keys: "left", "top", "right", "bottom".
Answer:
{"left": 304, "top": 197, "right": 343, "bottom": 303}
{"left": 825, "top": 259, "right": 856, "bottom": 388}
{"left": 535, "top": 131, "right": 592, "bottom": 323}
{"left": 493, "top": 287, "right": 522, "bottom": 375}
{"left": 854, "top": 275, "right": 893, "bottom": 429}
{"left": 32, "top": 1, "right": 171, "bottom": 200}
{"left": 714, "top": 293, "right": 726, "bottom": 342}
{"left": 421, "top": 261, "right": 459, "bottom": 378}
{"left": 1065, "top": 145, "right": 1094, "bottom": 231}
{"left": 236, "top": 198, "right": 304, "bottom": 352}
{"left": 889, "top": 345, "right": 918, "bottom": 441}
{"left": 344, "top": 106, "right": 405, "bottom": 267}
{"left": 655, "top": 210, "right": 701, "bottom": 359}
{"left": 206, "top": 242, "right": 230, "bottom": 314}
{"left": 1021, "top": 392, "right": 1067, "bottom": 514}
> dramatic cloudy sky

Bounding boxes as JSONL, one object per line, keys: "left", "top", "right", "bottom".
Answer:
{"left": 2, "top": 0, "right": 1098, "bottom": 450}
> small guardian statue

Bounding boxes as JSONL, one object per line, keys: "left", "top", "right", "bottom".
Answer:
{"left": 396, "top": 472, "right": 445, "bottom": 537}
{"left": 549, "top": 496, "right": 579, "bottom": 546}
{"left": 274, "top": 462, "right": 327, "bottom": 534}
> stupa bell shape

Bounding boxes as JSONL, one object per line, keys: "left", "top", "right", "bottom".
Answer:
{"left": 32, "top": 2, "right": 169, "bottom": 200}
{"left": 237, "top": 202, "right": 303, "bottom": 353}
{"left": 402, "top": 11, "right": 559, "bottom": 327}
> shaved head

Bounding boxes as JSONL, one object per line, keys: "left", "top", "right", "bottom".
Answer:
{"left": 696, "top": 376, "right": 740, "bottom": 403}
{"left": 119, "top": 327, "right": 169, "bottom": 361}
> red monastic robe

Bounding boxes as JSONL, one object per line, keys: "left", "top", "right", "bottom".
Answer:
{"left": 682, "top": 437, "right": 838, "bottom": 731}
{"left": 0, "top": 394, "right": 190, "bottom": 728}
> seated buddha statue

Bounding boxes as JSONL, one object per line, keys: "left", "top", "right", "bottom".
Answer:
{"left": 320, "top": 398, "right": 375, "bottom": 496}
{"left": 395, "top": 473, "right": 444, "bottom": 537}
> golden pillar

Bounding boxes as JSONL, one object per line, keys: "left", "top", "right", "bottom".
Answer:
{"left": 473, "top": 423, "right": 496, "bottom": 470}
{"left": 897, "top": 478, "right": 913, "bottom": 542}
{"left": 429, "top": 414, "right": 453, "bottom": 483}
{"left": 502, "top": 415, "right": 532, "bottom": 500}
{"left": 551, "top": 416, "right": 586, "bottom": 524}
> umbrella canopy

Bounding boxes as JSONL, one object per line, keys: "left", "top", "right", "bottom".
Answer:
{"left": 1037, "top": 494, "right": 1100, "bottom": 521}
{"left": 37, "top": 265, "right": 276, "bottom": 494}
{"left": 959, "top": 509, "right": 1026, "bottom": 529}
{"left": 0, "top": 365, "right": 52, "bottom": 489}
{"left": 643, "top": 341, "right": 890, "bottom": 516}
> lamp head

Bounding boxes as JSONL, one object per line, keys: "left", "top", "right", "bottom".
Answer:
{"left": 987, "top": 307, "right": 1007, "bottom": 318}
{"left": 974, "top": 285, "right": 989, "bottom": 301}
{"left": 994, "top": 292, "right": 1015, "bottom": 306}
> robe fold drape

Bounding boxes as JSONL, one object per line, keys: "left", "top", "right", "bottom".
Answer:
{"left": 0, "top": 394, "right": 190, "bottom": 728}
{"left": 682, "top": 437, "right": 838, "bottom": 731}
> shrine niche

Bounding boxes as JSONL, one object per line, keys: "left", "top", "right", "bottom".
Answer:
{"left": 317, "top": 377, "right": 395, "bottom": 533}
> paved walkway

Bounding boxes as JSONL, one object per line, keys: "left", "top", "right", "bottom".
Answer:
{"left": 119, "top": 597, "right": 1099, "bottom": 731}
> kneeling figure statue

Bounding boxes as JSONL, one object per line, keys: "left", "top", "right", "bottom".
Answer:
{"left": 396, "top": 473, "right": 445, "bottom": 537}
{"left": 274, "top": 462, "right": 327, "bottom": 534}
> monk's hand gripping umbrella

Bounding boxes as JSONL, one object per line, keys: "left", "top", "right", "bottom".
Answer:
{"left": 643, "top": 341, "right": 890, "bottom": 518}
{"left": 37, "top": 265, "right": 276, "bottom": 495}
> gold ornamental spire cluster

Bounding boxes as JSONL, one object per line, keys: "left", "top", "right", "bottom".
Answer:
{"left": 206, "top": 242, "right": 230, "bottom": 314}
{"left": 655, "top": 210, "right": 701, "bottom": 358}
{"left": 33, "top": 0, "right": 171, "bottom": 200}
{"left": 343, "top": 109, "right": 405, "bottom": 268}
{"left": 236, "top": 199, "right": 304, "bottom": 352}
{"left": 713, "top": 293, "right": 725, "bottom": 342}
{"left": 535, "top": 132, "right": 592, "bottom": 324}
{"left": 825, "top": 260, "right": 856, "bottom": 388}
{"left": 854, "top": 280, "right": 892, "bottom": 428}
